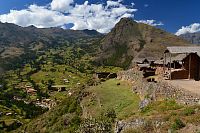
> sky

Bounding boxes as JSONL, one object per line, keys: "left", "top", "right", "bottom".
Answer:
{"left": 0, "top": 0, "right": 199, "bottom": 35}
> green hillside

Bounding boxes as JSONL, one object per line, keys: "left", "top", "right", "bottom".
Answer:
{"left": 0, "top": 18, "right": 199, "bottom": 133}
{"left": 81, "top": 79, "right": 140, "bottom": 120}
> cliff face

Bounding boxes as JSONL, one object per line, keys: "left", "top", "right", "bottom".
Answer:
{"left": 96, "top": 18, "right": 191, "bottom": 68}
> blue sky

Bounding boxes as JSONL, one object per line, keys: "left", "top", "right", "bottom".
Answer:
{"left": 0, "top": 0, "right": 199, "bottom": 35}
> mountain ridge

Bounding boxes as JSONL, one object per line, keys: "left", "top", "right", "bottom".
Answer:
{"left": 180, "top": 32, "right": 200, "bottom": 44}
{"left": 96, "top": 18, "right": 191, "bottom": 68}
{"left": 0, "top": 22, "right": 102, "bottom": 47}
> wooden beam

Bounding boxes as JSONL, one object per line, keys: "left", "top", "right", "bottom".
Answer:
{"left": 163, "top": 53, "right": 166, "bottom": 74}
{"left": 174, "top": 62, "right": 176, "bottom": 69}
{"left": 170, "top": 53, "right": 172, "bottom": 80}
{"left": 188, "top": 54, "right": 191, "bottom": 79}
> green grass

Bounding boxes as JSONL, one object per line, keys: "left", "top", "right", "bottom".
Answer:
{"left": 31, "top": 64, "right": 89, "bottom": 87}
{"left": 141, "top": 99, "right": 183, "bottom": 115}
{"left": 82, "top": 79, "right": 140, "bottom": 120}
{"left": 95, "top": 66, "right": 123, "bottom": 73}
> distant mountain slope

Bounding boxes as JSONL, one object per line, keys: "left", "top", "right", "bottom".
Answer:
{"left": 180, "top": 32, "right": 200, "bottom": 44}
{"left": 96, "top": 18, "right": 191, "bottom": 68}
{"left": 0, "top": 22, "right": 102, "bottom": 71}
{"left": 0, "top": 22, "right": 102, "bottom": 48}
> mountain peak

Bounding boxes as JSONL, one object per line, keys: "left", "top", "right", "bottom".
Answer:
{"left": 114, "top": 18, "right": 137, "bottom": 29}
{"left": 119, "top": 17, "right": 134, "bottom": 23}
{"left": 96, "top": 18, "right": 191, "bottom": 68}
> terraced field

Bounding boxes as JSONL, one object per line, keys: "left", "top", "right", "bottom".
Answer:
{"left": 81, "top": 79, "right": 140, "bottom": 120}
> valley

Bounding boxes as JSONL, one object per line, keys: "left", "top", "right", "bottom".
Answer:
{"left": 0, "top": 18, "right": 200, "bottom": 133}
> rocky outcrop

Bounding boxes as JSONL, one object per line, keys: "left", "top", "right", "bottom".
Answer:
{"left": 139, "top": 98, "right": 151, "bottom": 109}
{"left": 115, "top": 118, "right": 165, "bottom": 133}
{"left": 115, "top": 119, "right": 145, "bottom": 133}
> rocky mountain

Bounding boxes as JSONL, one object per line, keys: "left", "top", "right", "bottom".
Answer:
{"left": 96, "top": 18, "right": 191, "bottom": 68}
{"left": 180, "top": 32, "right": 200, "bottom": 44}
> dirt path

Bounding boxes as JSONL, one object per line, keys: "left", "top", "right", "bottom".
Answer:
{"left": 167, "top": 79, "right": 200, "bottom": 96}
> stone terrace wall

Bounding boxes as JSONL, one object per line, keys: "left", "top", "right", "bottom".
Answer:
{"left": 117, "top": 68, "right": 143, "bottom": 83}
{"left": 155, "top": 81, "right": 200, "bottom": 105}
{"left": 117, "top": 69, "right": 200, "bottom": 105}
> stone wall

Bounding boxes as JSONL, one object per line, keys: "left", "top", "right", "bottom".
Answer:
{"left": 155, "top": 81, "right": 200, "bottom": 105}
{"left": 117, "top": 68, "right": 143, "bottom": 83}
{"left": 117, "top": 69, "right": 200, "bottom": 105}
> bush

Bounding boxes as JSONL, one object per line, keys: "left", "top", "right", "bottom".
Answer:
{"left": 171, "top": 118, "right": 185, "bottom": 130}
{"left": 159, "top": 100, "right": 182, "bottom": 111}
{"left": 182, "top": 108, "right": 195, "bottom": 116}
{"left": 104, "top": 108, "right": 117, "bottom": 122}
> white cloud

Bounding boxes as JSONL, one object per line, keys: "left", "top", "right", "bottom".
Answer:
{"left": 107, "top": 0, "right": 121, "bottom": 7}
{"left": 67, "top": 1, "right": 137, "bottom": 33}
{"left": 131, "top": 3, "right": 135, "bottom": 6}
{"left": 0, "top": 0, "right": 137, "bottom": 33}
{"left": 136, "top": 20, "right": 164, "bottom": 26}
{"left": 0, "top": 5, "right": 71, "bottom": 28}
{"left": 175, "top": 23, "right": 200, "bottom": 36}
{"left": 51, "top": 0, "right": 74, "bottom": 13}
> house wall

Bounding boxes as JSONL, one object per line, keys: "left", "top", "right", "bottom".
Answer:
{"left": 183, "top": 53, "right": 200, "bottom": 80}
{"left": 171, "top": 70, "right": 188, "bottom": 80}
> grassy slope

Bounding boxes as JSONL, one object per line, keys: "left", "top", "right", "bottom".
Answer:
{"left": 122, "top": 100, "right": 200, "bottom": 132}
{"left": 81, "top": 79, "right": 140, "bottom": 120}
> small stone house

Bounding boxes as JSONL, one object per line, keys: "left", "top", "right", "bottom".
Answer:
{"left": 164, "top": 46, "right": 200, "bottom": 80}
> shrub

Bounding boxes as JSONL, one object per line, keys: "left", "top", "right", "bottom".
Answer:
{"left": 159, "top": 100, "right": 182, "bottom": 111}
{"left": 171, "top": 118, "right": 185, "bottom": 130}
{"left": 103, "top": 108, "right": 117, "bottom": 122}
{"left": 182, "top": 108, "right": 195, "bottom": 116}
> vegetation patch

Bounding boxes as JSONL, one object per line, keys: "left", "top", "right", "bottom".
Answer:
{"left": 171, "top": 118, "right": 186, "bottom": 130}
{"left": 141, "top": 99, "right": 183, "bottom": 115}
{"left": 103, "top": 44, "right": 133, "bottom": 69}
{"left": 81, "top": 79, "right": 140, "bottom": 120}
{"left": 182, "top": 107, "right": 195, "bottom": 116}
